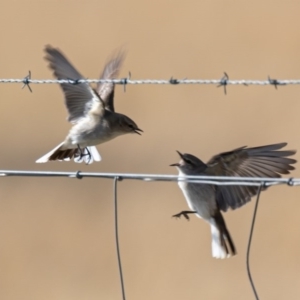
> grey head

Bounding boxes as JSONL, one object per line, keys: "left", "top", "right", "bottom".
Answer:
{"left": 112, "top": 113, "right": 143, "bottom": 135}
{"left": 170, "top": 151, "right": 207, "bottom": 174}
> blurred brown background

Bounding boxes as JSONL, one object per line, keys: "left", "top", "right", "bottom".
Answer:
{"left": 0, "top": 0, "right": 300, "bottom": 299}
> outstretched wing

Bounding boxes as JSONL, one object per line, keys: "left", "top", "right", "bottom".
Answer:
{"left": 45, "top": 45, "right": 104, "bottom": 123}
{"left": 206, "top": 143, "right": 296, "bottom": 212}
{"left": 96, "top": 51, "right": 126, "bottom": 112}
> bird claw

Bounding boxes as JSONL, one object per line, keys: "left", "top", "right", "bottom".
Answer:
{"left": 172, "top": 212, "right": 190, "bottom": 221}
{"left": 75, "top": 146, "right": 92, "bottom": 164}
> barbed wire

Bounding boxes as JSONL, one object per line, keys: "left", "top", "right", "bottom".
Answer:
{"left": 6, "top": 77, "right": 300, "bottom": 86}
{"left": 2, "top": 72, "right": 300, "bottom": 95}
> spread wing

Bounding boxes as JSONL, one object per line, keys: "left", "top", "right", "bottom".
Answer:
{"left": 206, "top": 143, "right": 296, "bottom": 212}
{"left": 96, "top": 51, "right": 126, "bottom": 112}
{"left": 44, "top": 45, "right": 104, "bottom": 123}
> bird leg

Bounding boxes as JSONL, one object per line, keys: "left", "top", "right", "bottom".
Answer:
{"left": 84, "top": 147, "right": 91, "bottom": 164}
{"left": 172, "top": 210, "right": 197, "bottom": 221}
{"left": 76, "top": 145, "right": 91, "bottom": 163}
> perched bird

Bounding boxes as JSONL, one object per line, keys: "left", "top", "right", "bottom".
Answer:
{"left": 36, "top": 45, "right": 142, "bottom": 164}
{"left": 170, "top": 143, "right": 296, "bottom": 259}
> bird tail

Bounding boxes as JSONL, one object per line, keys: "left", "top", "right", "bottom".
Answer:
{"left": 209, "top": 211, "right": 236, "bottom": 259}
{"left": 36, "top": 144, "right": 101, "bottom": 164}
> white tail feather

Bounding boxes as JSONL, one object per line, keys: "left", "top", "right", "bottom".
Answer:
{"left": 210, "top": 219, "right": 229, "bottom": 259}
{"left": 89, "top": 146, "right": 101, "bottom": 161}
{"left": 36, "top": 142, "right": 64, "bottom": 163}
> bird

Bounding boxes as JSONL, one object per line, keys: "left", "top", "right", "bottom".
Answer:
{"left": 170, "top": 143, "right": 296, "bottom": 259}
{"left": 36, "top": 45, "right": 142, "bottom": 164}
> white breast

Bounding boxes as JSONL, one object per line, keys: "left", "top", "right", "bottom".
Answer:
{"left": 177, "top": 169, "right": 216, "bottom": 220}
{"left": 177, "top": 169, "right": 195, "bottom": 211}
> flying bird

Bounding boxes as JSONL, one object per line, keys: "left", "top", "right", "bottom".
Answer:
{"left": 36, "top": 45, "right": 142, "bottom": 164}
{"left": 170, "top": 143, "right": 296, "bottom": 259}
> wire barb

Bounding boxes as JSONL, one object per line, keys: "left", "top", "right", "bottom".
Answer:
{"left": 121, "top": 72, "right": 131, "bottom": 92}
{"left": 246, "top": 183, "right": 263, "bottom": 300}
{"left": 169, "top": 77, "right": 180, "bottom": 85}
{"left": 68, "top": 78, "right": 81, "bottom": 85}
{"left": 217, "top": 72, "right": 229, "bottom": 95}
{"left": 268, "top": 76, "right": 286, "bottom": 89}
{"left": 22, "top": 71, "right": 32, "bottom": 92}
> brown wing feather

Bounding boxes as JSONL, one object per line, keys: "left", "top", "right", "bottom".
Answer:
{"left": 96, "top": 51, "right": 126, "bottom": 112}
{"left": 44, "top": 45, "right": 103, "bottom": 123}
{"left": 206, "top": 143, "right": 296, "bottom": 212}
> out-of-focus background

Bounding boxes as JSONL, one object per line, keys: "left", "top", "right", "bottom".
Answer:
{"left": 1, "top": 1, "right": 300, "bottom": 299}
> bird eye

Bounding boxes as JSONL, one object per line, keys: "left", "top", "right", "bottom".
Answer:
{"left": 184, "top": 159, "right": 192, "bottom": 164}
{"left": 128, "top": 124, "right": 134, "bottom": 129}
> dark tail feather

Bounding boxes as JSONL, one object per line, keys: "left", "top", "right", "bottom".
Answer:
{"left": 50, "top": 148, "right": 77, "bottom": 161}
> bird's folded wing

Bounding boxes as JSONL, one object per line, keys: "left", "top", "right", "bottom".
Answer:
{"left": 45, "top": 45, "right": 104, "bottom": 123}
{"left": 96, "top": 51, "right": 126, "bottom": 112}
{"left": 206, "top": 143, "right": 296, "bottom": 212}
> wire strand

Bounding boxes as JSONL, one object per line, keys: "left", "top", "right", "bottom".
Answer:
{"left": 0, "top": 170, "right": 299, "bottom": 186}
{"left": 246, "top": 184, "right": 263, "bottom": 300}
{"left": 2, "top": 77, "right": 300, "bottom": 86}
{"left": 114, "top": 176, "right": 126, "bottom": 300}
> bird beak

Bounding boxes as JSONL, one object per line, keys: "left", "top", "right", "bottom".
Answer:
{"left": 134, "top": 128, "right": 143, "bottom": 135}
{"left": 170, "top": 163, "right": 179, "bottom": 167}
{"left": 176, "top": 150, "right": 184, "bottom": 158}
{"left": 170, "top": 151, "right": 183, "bottom": 166}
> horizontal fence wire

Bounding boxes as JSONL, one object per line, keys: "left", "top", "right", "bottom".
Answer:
{"left": 0, "top": 170, "right": 299, "bottom": 187}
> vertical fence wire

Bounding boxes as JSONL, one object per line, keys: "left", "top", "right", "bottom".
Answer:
{"left": 113, "top": 176, "right": 126, "bottom": 300}
{"left": 246, "top": 183, "right": 263, "bottom": 300}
